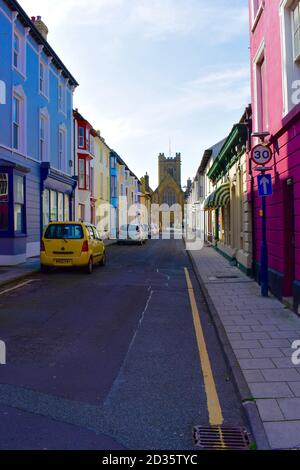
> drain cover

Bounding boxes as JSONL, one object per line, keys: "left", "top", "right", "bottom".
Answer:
{"left": 193, "top": 425, "right": 250, "bottom": 450}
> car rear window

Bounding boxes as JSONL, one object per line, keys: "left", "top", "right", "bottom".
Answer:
{"left": 45, "top": 224, "right": 84, "bottom": 240}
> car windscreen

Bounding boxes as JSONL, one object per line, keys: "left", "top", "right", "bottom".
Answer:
{"left": 44, "top": 224, "right": 84, "bottom": 240}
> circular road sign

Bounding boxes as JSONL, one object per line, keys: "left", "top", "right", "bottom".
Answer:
{"left": 251, "top": 144, "right": 272, "bottom": 166}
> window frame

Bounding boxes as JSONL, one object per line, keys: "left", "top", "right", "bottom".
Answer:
{"left": 12, "top": 27, "right": 26, "bottom": 77}
{"left": 58, "top": 124, "right": 67, "bottom": 172}
{"left": 78, "top": 127, "right": 85, "bottom": 148}
{"left": 0, "top": 168, "right": 27, "bottom": 237}
{"left": 39, "top": 59, "right": 49, "bottom": 98}
{"left": 78, "top": 156, "right": 91, "bottom": 191}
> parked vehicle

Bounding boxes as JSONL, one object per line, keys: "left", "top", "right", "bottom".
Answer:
{"left": 40, "top": 222, "right": 106, "bottom": 274}
{"left": 118, "top": 224, "right": 146, "bottom": 245}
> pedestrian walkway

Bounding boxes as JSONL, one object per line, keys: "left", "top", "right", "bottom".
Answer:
{"left": 189, "top": 245, "right": 300, "bottom": 450}
{"left": 0, "top": 240, "right": 116, "bottom": 288}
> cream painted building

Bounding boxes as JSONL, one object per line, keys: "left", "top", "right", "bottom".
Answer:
{"left": 94, "top": 132, "right": 111, "bottom": 238}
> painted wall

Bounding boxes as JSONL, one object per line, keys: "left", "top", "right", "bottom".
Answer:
{"left": 249, "top": 0, "right": 300, "bottom": 303}
{"left": 0, "top": 1, "right": 76, "bottom": 264}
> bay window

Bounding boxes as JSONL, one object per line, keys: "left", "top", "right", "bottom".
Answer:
{"left": 78, "top": 127, "right": 84, "bottom": 148}
{"left": 43, "top": 189, "right": 70, "bottom": 226}
{"left": 50, "top": 190, "right": 58, "bottom": 221}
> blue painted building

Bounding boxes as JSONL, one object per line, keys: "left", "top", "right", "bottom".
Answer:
{"left": 0, "top": 0, "right": 78, "bottom": 264}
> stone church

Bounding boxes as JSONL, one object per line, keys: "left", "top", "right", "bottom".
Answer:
{"left": 151, "top": 152, "right": 185, "bottom": 228}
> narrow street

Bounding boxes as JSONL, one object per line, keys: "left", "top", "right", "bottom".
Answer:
{"left": 0, "top": 240, "right": 248, "bottom": 450}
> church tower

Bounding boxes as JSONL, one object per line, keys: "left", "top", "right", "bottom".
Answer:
{"left": 158, "top": 152, "right": 181, "bottom": 188}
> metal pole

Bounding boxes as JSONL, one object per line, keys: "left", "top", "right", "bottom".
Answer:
{"left": 260, "top": 194, "right": 268, "bottom": 297}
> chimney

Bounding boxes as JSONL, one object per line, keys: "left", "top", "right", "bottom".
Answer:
{"left": 32, "top": 16, "right": 48, "bottom": 40}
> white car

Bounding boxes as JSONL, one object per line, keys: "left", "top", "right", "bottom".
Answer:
{"left": 118, "top": 224, "right": 146, "bottom": 245}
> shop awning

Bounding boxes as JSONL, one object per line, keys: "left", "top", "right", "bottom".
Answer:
{"left": 204, "top": 182, "right": 230, "bottom": 210}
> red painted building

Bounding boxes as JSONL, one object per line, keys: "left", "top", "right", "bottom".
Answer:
{"left": 73, "top": 109, "right": 97, "bottom": 224}
{"left": 249, "top": 0, "right": 300, "bottom": 311}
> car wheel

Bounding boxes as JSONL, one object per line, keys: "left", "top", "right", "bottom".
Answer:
{"left": 85, "top": 257, "right": 93, "bottom": 274}
{"left": 99, "top": 251, "right": 106, "bottom": 266}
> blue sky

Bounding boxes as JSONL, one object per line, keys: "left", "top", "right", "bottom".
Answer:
{"left": 22, "top": 0, "right": 250, "bottom": 189}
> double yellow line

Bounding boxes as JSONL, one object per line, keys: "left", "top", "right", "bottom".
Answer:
{"left": 184, "top": 267, "right": 224, "bottom": 427}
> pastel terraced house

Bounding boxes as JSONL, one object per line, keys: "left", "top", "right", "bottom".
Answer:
{"left": 0, "top": 0, "right": 78, "bottom": 265}
{"left": 93, "top": 131, "right": 111, "bottom": 238}
{"left": 249, "top": 0, "right": 300, "bottom": 310}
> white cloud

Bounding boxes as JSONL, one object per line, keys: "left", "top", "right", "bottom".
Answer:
{"left": 22, "top": 0, "right": 248, "bottom": 43}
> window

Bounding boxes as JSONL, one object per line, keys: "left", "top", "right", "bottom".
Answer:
{"left": 0, "top": 173, "right": 9, "bottom": 231}
{"left": 111, "top": 156, "right": 116, "bottom": 169}
{"left": 12, "top": 86, "right": 26, "bottom": 153}
{"left": 90, "top": 137, "right": 95, "bottom": 156}
{"left": 13, "top": 33, "right": 20, "bottom": 69}
{"left": 64, "top": 194, "right": 69, "bottom": 221}
{"left": 50, "top": 190, "right": 58, "bottom": 221}
{"left": 43, "top": 189, "right": 50, "bottom": 228}
{"left": 100, "top": 172, "right": 104, "bottom": 199}
{"left": 13, "top": 96, "right": 19, "bottom": 150}
{"left": 13, "top": 30, "right": 25, "bottom": 75}
{"left": 45, "top": 224, "right": 84, "bottom": 240}
{"left": 253, "top": 41, "right": 268, "bottom": 133}
{"left": 58, "top": 127, "right": 66, "bottom": 171}
{"left": 111, "top": 175, "right": 117, "bottom": 197}
{"left": 78, "top": 157, "right": 90, "bottom": 191}
{"left": 40, "top": 115, "right": 46, "bottom": 160}
{"left": 281, "top": 0, "right": 300, "bottom": 114}
{"left": 86, "top": 128, "right": 90, "bottom": 150}
{"left": 39, "top": 60, "right": 48, "bottom": 97}
{"left": 292, "top": 1, "right": 300, "bottom": 61}
{"left": 14, "top": 175, "right": 24, "bottom": 232}
{"left": 90, "top": 167, "right": 94, "bottom": 195}
{"left": 58, "top": 81, "right": 66, "bottom": 113}
{"left": 78, "top": 127, "right": 84, "bottom": 148}
{"left": 78, "top": 204, "right": 85, "bottom": 221}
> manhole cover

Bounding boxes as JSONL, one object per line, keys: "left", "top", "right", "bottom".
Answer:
{"left": 193, "top": 425, "right": 250, "bottom": 450}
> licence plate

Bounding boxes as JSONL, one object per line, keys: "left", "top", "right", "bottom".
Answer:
{"left": 55, "top": 259, "right": 72, "bottom": 265}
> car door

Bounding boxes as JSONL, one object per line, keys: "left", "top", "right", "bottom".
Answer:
{"left": 92, "top": 226, "right": 103, "bottom": 260}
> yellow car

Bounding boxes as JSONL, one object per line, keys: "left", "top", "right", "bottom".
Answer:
{"left": 40, "top": 221, "right": 106, "bottom": 274}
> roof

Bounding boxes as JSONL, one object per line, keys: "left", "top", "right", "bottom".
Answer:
{"left": 196, "top": 138, "right": 227, "bottom": 176}
{"left": 5, "top": 0, "right": 78, "bottom": 87}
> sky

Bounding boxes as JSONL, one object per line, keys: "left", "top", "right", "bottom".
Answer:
{"left": 22, "top": 0, "right": 250, "bottom": 189}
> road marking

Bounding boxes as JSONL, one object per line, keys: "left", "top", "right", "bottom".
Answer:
{"left": 0, "top": 279, "right": 39, "bottom": 296}
{"left": 184, "top": 267, "right": 224, "bottom": 427}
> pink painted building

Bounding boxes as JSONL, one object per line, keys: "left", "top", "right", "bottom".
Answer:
{"left": 249, "top": 0, "right": 300, "bottom": 310}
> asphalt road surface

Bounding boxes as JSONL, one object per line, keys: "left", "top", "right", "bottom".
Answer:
{"left": 0, "top": 239, "right": 249, "bottom": 450}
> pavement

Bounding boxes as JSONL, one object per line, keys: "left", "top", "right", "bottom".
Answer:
{"left": 188, "top": 245, "right": 300, "bottom": 450}
{"left": 0, "top": 239, "right": 117, "bottom": 288}
{"left": 0, "top": 239, "right": 249, "bottom": 450}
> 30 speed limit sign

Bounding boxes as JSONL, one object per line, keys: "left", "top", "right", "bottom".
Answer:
{"left": 251, "top": 144, "right": 272, "bottom": 165}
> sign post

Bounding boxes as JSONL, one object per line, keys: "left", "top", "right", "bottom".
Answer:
{"left": 251, "top": 144, "right": 272, "bottom": 297}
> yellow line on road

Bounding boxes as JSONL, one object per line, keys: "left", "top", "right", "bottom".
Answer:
{"left": 184, "top": 267, "right": 224, "bottom": 427}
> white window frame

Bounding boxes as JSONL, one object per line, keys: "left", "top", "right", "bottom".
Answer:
{"left": 12, "top": 85, "right": 26, "bottom": 154}
{"left": 78, "top": 126, "right": 84, "bottom": 148}
{"left": 58, "top": 79, "right": 66, "bottom": 114}
{"left": 252, "top": 39, "right": 268, "bottom": 138}
{"left": 58, "top": 124, "right": 67, "bottom": 172}
{"left": 0, "top": 80, "right": 6, "bottom": 104}
{"left": 280, "top": 0, "right": 300, "bottom": 115}
{"left": 39, "top": 59, "right": 49, "bottom": 98}
{"left": 251, "top": 0, "right": 264, "bottom": 32}
{"left": 39, "top": 107, "right": 50, "bottom": 162}
{"left": 12, "top": 27, "right": 26, "bottom": 77}
{"left": 291, "top": 0, "right": 300, "bottom": 62}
